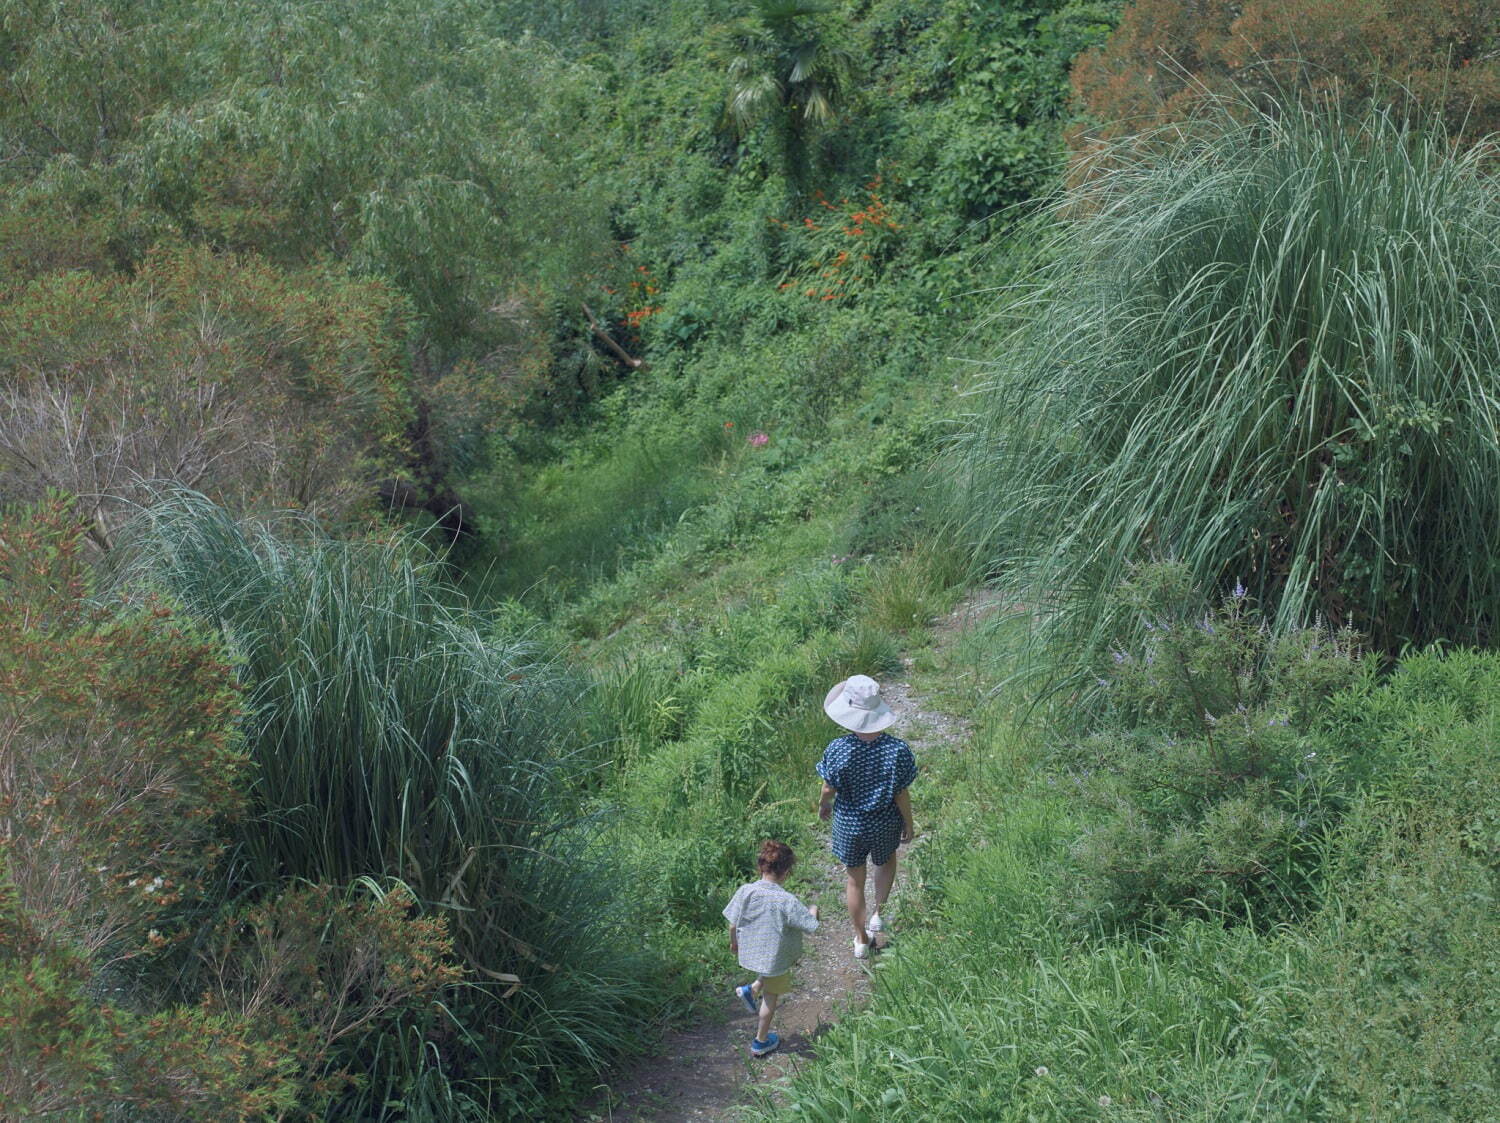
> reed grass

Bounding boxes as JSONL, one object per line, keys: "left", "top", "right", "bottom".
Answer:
{"left": 955, "top": 101, "right": 1500, "bottom": 672}
{"left": 111, "top": 493, "right": 648, "bottom": 1116}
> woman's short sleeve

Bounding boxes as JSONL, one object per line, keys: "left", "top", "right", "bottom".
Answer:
{"left": 894, "top": 744, "right": 917, "bottom": 792}
{"left": 816, "top": 741, "right": 840, "bottom": 787}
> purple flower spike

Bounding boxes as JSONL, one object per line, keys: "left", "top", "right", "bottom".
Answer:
{"left": 1233, "top": 579, "right": 1246, "bottom": 599}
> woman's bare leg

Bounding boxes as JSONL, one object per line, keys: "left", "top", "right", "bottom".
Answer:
{"left": 871, "top": 853, "right": 897, "bottom": 916}
{"left": 844, "top": 865, "right": 871, "bottom": 943}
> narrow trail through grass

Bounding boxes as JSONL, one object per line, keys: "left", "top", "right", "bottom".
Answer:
{"left": 580, "top": 599, "right": 994, "bottom": 1122}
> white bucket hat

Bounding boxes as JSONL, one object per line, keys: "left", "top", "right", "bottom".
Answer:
{"left": 823, "top": 674, "right": 897, "bottom": 733}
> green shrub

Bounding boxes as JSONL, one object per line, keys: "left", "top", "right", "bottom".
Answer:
{"left": 0, "top": 245, "right": 415, "bottom": 538}
{"left": 823, "top": 621, "right": 903, "bottom": 681}
{"left": 899, "top": 1, "right": 1116, "bottom": 228}
{"left": 584, "top": 656, "right": 690, "bottom": 775}
{"left": 863, "top": 536, "right": 973, "bottom": 635}
{"left": 836, "top": 462, "right": 949, "bottom": 559}
{"left": 1302, "top": 802, "right": 1499, "bottom": 1120}
{"left": 1060, "top": 564, "right": 1364, "bottom": 927}
{"left": 477, "top": 422, "right": 725, "bottom": 605}
{"left": 955, "top": 102, "right": 1500, "bottom": 660}
{"left": 0, "top": 931, "right": 299, "bottom": 1120}
{"left": 0, "top": 499, "right": 294, "bottom": 1118}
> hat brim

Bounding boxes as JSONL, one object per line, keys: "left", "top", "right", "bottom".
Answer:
{"left": 823, "top": 680, "right": 898, "bottom": 733}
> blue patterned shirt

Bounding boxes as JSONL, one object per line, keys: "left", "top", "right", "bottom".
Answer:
{"left": 723, "top": 879, "right": 819, "bottom": 976}
{"left": 817, "top": 733, "right": 917, "bottom": 814}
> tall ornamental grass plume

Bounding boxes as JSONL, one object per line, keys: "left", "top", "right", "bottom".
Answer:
{"left": 954, "top": 101, "right": 1500, "bottom": 669}
{"left": 110, "top": 492, "right": 647, "bottom": 1119}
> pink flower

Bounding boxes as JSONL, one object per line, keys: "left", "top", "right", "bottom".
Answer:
{"left": 748, "top": 431, "right": 769, "bottom": 447}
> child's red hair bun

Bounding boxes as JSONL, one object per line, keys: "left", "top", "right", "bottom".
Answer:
{"left": 757, "top": 840, "right": 795, "bottom": 877}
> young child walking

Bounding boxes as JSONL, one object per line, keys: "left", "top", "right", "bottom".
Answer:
{"left": 722, "top": 840, "right": 819, "bottom": 1058}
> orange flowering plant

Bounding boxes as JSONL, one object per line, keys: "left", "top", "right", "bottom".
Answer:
{"left": 771, "top": 176, "right": 906, "bottom": 305}
{"left": 623, "top": 261, "right": 665, "bottom": 329}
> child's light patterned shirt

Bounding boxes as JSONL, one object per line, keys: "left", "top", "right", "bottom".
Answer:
{"left": 722, "top": 879, "right": 819, "bottom": 977}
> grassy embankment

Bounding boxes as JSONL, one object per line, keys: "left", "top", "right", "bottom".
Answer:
{"left": 4, "top": 2, "right": 1114, "bottom": 1116}
{"left": 467, "top": 81, "right": 1500, "bottom": 1123}
{"left": 7, "top": 0, "right": 1495, "bottom": 1117}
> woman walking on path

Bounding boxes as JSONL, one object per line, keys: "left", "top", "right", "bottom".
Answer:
{"left": 817, "top": 675, "right": 916, "bottom": 959}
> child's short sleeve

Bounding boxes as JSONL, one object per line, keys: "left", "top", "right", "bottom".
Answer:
{"left": 722, "top": 884, "right": 749, "bottom": 927}
{"left": 894, "top": 743, "right": 917, "bottom": 792}
{"left": 784, "top": 896, "right": 819, "bottom": 934}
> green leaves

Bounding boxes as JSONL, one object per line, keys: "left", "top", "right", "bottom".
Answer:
{"left": 717, "top": 0, "right": 858, "bottom": 177}
{"left": 1059, "top": 565, "right": 1364, "bottom": 928}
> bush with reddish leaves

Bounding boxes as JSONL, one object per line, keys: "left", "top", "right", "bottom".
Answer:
{"left": 1072, "top": 0, "right": 1500, "bottom": 151}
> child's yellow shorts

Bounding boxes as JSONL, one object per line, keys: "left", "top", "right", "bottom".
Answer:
{"left": 758, "top": 971, "right": 792, "bottom": 996}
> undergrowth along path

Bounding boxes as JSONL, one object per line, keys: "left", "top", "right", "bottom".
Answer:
{"left": 582, "top": 600, "right": 991, "bottom": 1122}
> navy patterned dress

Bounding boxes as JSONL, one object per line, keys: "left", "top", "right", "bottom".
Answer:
{"left": 817, "top": 732, "right": 916, "bottom": 867}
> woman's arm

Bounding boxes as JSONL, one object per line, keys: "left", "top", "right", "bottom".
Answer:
{"left": 818, "top": 781, "right": 836, "bottom": 821}
{"left": 895, "top": 788, "right": 914, "bottom": 842}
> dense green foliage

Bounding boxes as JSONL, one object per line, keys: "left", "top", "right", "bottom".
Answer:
{"left": 0, "top": 500, "right": 287, "bottom": 1116}
{"left": 719, "top": 0, "right": 857, "bottom": 178}
{"left": 1062, "top": 564, "right": 1366, "bottom": 928}
{"left": 7, "top": 0, "right": 1499, "bottom": 1118}
{"left": 0, "top": 245, "right": 415, "bottom": 536}
{"left": 1, "top": 0, "right": 617, "bottom": 537}
{"left": 956, "top": 105, "right": 1500, "bottom": 661}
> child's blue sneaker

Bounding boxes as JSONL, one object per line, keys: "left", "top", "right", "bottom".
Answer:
{"left": 735, "top": 984, "right": 758, "bottom": 1015}
{"left": 749, "top": 1032, "right": 780, "bottom": 1058}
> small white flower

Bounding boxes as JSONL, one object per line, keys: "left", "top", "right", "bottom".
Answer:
{"left": 1099, "top": 1094, "right": 1112, "bottom": 1107}
{"left": 1034, "top": 1066, "right": 1049, "bottom": 1077}
{"left": 147, "top": 929, "right": 160, "bottom": 941}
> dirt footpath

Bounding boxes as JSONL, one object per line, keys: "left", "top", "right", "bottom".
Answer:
{"left": 578, "top": 608, "right": 988, "bottom": 1122}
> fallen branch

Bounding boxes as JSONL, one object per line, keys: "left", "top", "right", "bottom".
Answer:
{"left": 582, "top": 303, "right": 647, "bottom": 371}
